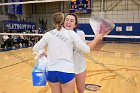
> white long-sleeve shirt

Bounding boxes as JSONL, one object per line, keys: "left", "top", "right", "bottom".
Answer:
{"left": 2, "top": 35, "right": 9, "bottom": 41}
{"left": 33, "top": 27, "right": 90, "bottom": 73}
{"left": 74, "top": 30, "right": 86, "bottom": 74}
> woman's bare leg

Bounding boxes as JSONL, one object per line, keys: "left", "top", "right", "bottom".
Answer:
{"left": 48, "top": 81, "right": 62, "bottom": 93}
{"left": 61, "top": 78, "right": 75, "bottom": 93}
{"left": 75, "top": 71, "right": 86, "bottom": 93}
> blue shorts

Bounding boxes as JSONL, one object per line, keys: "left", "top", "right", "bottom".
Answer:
{"left": 46, "top": 71, "right": 75, "bottom": 84}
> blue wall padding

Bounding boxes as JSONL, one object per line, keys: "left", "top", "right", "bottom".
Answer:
{"left": 78, "top": 23, "right": 140, "bottom": 42}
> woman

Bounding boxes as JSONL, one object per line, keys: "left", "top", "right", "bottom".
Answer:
{"left": 63, "top": 13, "right": 102, "bottom": 93}
{"left": 33, "top": 12, "right": 91, "bottom": 93}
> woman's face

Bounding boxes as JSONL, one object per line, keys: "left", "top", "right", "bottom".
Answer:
{"left": 64, "top": 15, "right": 76, "bottom": 30}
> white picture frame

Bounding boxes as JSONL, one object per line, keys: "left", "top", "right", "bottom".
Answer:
{"left": 126, "top": 26, "right": 133, "bottom": 31}
{"left": 116, "top": 26, "right": 122, "bottom": 32}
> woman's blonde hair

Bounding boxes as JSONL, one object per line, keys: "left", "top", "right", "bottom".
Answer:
{"left": 53, "top": 12, "right": 64, "bottom": 31}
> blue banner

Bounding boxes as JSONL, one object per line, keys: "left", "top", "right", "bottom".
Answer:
{"left": 8, "top": 0, "right": 22, "bottom": 15}
{"left": 70, "top": 0, "right": 91, "bottom": 14}
{"left": 4, "top": 21, "right": 36, "bottom": 31}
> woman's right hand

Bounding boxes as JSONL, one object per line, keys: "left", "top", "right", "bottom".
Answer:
{"left": 94, "top": 34, "right": 103, "bottom": 42}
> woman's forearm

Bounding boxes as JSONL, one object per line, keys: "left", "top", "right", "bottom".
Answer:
{"left": 87, "top": 34, "right": 103, "bottom": 51}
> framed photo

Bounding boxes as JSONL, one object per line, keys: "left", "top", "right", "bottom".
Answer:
{"left": 116, "top": 26, "right": 122, "bottom": 32}
{"left": 126, "top": 26, "right": 133, "bottom": 31}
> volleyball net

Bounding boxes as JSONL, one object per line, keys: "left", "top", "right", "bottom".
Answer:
{"left": 0, "top": 0, "right": 140, "bottom": 50}
{"left": 0, "top": 33, "right": 140, "bottom": 51}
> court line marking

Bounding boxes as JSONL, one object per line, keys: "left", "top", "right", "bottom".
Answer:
{"left": 0, "top": 75, "right": 31, "bottom": 81}
{"left": 0, "top": 58, "right": 33, "bottom": 70}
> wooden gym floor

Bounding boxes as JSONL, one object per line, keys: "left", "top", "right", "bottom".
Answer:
{"left": 0, "top": 42, "right": 140, "bottom": 93}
